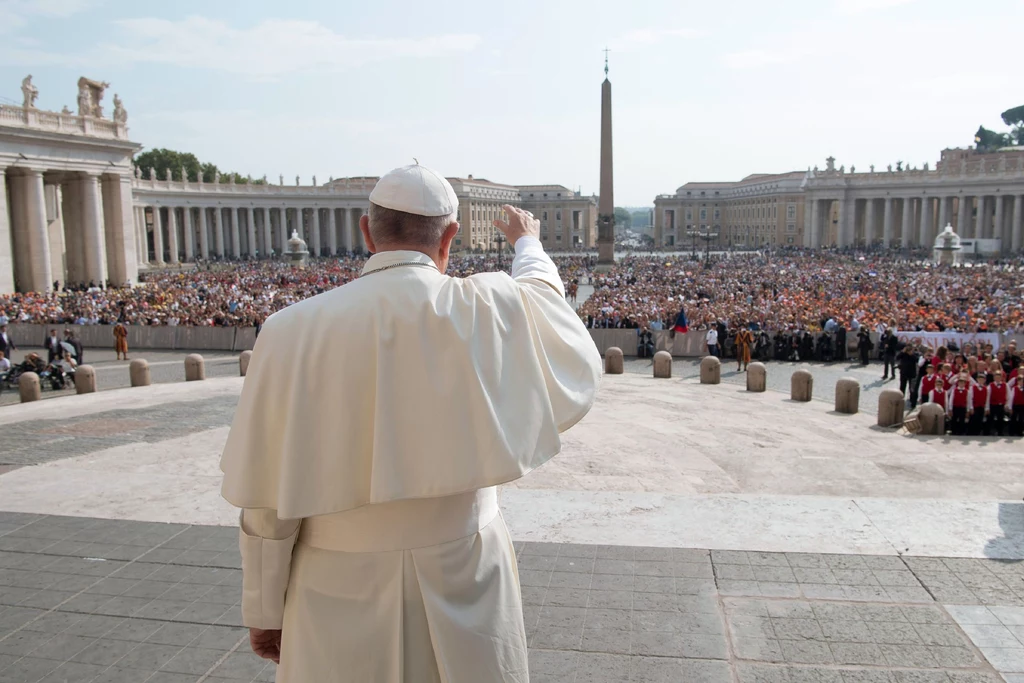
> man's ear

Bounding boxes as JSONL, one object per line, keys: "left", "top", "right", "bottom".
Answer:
{"left": 438, "top": 222, "right": 460, "bottom": 261}
{"left": 360, "top": 215, "right": 376, "bottom": 253}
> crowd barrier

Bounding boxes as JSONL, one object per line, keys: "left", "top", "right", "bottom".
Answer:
{"left": 4, "top": 322, "right": 1022, "bottom": 358}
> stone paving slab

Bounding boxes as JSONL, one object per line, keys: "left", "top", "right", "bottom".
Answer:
{"left": 0, "top": 513, "right": 1020, "bottom": 682}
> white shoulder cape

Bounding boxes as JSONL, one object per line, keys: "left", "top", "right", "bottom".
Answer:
{"left": 220, "top": 246, "right": 602, "bottom": 519}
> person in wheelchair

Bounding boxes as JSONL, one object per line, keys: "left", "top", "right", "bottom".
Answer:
{"left": 637, "top": 326, "right": 655, "bottom": 358}
{"left": 49, "top": 350, "right": 78, "bottom": 389}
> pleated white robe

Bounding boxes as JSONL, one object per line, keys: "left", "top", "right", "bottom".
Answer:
{"left": 223, "top": 237, "right": 601, "bottom": 682}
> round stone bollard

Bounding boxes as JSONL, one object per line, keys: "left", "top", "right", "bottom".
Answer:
{"left": 835, "top": 378, "right": 861, "bottom": 414}
{"left": 130, "top": 359, "right": 151, "bottom": 387}
{"left": 184, "top": 354, "right": 206, "bottom": 382}
{"left": 746, "top": 362, "right": 766, "bottom": 392}
{"left": 877, "top": 389, "right": 905, "bottom": 427}
{"left": 791, "top": 370, "right": 813, "bottom": 402}
{"left": 604, "top": 347, "right": 624, "bottom": 375}
{"left": 239, "top": 350, "right": 253, "bottom": 377}
{"left": 18, "top": 372, "right": 40, "bottom": 403}
{"left": 700, "top": 356, "right": 721, "bottom": 384}
{"left": 918, "top": 403, "right": 946, "bottom": 435}
{"left": 74, "top": 365, "right": 96, "bottom": 394}
{"left": 653, "top": 351, "right": 672, "bottom": 378}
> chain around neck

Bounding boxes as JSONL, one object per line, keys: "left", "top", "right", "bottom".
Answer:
{"left": 361, "top": 261, "right": 438, "bottom": 277}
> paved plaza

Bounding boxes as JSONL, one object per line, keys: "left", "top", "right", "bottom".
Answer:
{"left": 1, "top": 368, "right": 1023, "bottom": 682}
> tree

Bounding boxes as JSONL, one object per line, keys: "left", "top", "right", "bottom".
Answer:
{"left": 132, "top": 148, "right": 264, "bottom": 184}
{"left": 974, "top": 125, "right": 1011, "bottom": 153}
{"left": 614, "top": 207, "right": 632, "bottom": 230}
{"left": 1001, "top": 105, "right": 1024, "bottom": 145}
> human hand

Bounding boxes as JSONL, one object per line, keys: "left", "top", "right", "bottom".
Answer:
{"left": 250, "top": 628, "right": 282, "bottom": 664}
{"left": 494, "top": 205, "right": 540, "bottom": 246}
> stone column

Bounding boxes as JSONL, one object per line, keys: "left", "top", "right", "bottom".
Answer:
{"left": 327, "top": 208, "right": 337, "bottom": 255}
{"left": 80, "top": 173, "right": 109, "bottom": 281}
{"left": 245, "top": 207, "right": 256, "bottom": 257}
{"left": 0, "top": 171, "right": 16, "bottom": 294}
{"left": 261, "top": 208, "right": 272, "bottom": 257}
{"left": 918, "top": 196, "right": 933, "bottom": 247}
{"left": 357, "top": 207, "right": 368, "bottom": 251}
{"left": 957, "top": 196, "right": 970, "bottom": 236}
{"left": 311, "top": 208, "right": 321, "bottom": 256}
{"left": 994, "top": 195, "right": 1005, "bottom": 245}
{"left": 165, "top": 207, "right": 179, "bottom": 264}
{"left": 183, "top": 208, "right": 195, "bottom": 262}
{"left": 230, "top": 207, "right": 241, "bottom": 258}
{"left": 975, "top": 196, "right": 987, "bottom": 239}
{"left": 198, "top": 207, "right": 210, "bottom": 259}
{"left": 882, "top": 197, "right": 893, "bottom": 247}
{"left": 342, "top": 207, "right": 354, "bottom": 251}
{"left": 63, "top": 179, "right": 85, "bottom": 283}
{"left": 133, "top": 206, "right": 145, "bottom": 265}
{"left": 152, "top": 206, "right": 165, "bottom": 266}
{"left": 213, "top": 208, "right": 224, "bottom": 257}
{"left": 9, "top": 171, "right": 53, "bottom": 292}
{"left": 900, "top": 197, "right": 913, "bottom": 248}
{"left": 45, "top": 184, "right": 65, "bottom": 287}
{"left": 864, "top": 198, "right": 875, "bottom": 246}
{"left": 809, "top": 199, "right": 820, "bottom": 248}
{"left": 836, "top": 197, "right": 851, "bottom": 247}
{"left": 937, "top": 196, "right": 949, "bottom": 233}
{"left": 101, "top": 175, "right": 138, "bottom": 285}
{"left": 1012, "top": 194, "right": 1023, "bottom": 252}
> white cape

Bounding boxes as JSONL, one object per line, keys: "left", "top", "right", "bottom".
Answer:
{"left": 220, "top": 248, "right": 601, "bottom": 519}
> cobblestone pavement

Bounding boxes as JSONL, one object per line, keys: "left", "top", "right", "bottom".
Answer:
{"left": 1, "top": 350, "right": 240, "bottom": 407}
{"left": 0, "top": 396, "right": 240, "bottom": 467}
{"left": 623, "top": 356, "right": 905, "bottom": 407}
{"left": 1, "top": 512, "right": 1022, "bottom": 682}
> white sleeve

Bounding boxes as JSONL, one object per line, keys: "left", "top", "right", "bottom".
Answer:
{"left": 511, "top": 237, "right": 564, "bottom": 297}
{"left": 239, "top": 508, "right": 301, "bottom": 629}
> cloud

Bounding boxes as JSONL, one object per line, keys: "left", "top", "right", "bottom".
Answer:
{"left": 96, "top": 16, "right": 481, "bottom": 78}
{"left": 0, "top": 0, "right": 95, "bottom": 33}
{"left": 723, "top": 48, "right": 809, "bottom": 69}
{"left": 611, "top": 28, "right": 700, "bottom": 51}
{"left": 834, "top": 0, "right": 917, "bottom": 14}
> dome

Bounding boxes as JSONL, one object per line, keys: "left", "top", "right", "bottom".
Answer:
{"left": 933, "top": 223, "right": 961, "bottom": 251}
{"left": 287, "top": 229, "right": 308, "bottom": 253}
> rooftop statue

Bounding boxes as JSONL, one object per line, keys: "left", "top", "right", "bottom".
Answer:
{"left": 112, "top": 94, "right": 127, "bottom": 124}
{"left": 77, "top": 77, "right": 109, "bottom": 118}
{"left": 21, "top": 75, "right": 38, "bottom": 109}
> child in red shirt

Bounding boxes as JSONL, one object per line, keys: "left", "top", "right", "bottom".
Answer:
{"left": 988, "top": 371, "right": 1008, "bottom": 437}
{"left": 969, "top": 374, "right": 989, "bottom": 436}
{"left": 947, "top": 375, "right": 970, "bottom": 436}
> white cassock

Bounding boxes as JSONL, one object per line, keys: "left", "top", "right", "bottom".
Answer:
{"left": 220, "top": 237, "right": 602, "bottom": 682}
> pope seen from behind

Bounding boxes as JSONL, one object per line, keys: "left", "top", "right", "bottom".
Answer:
{"left": 219, "top": 163, "right": 603, "bottom": 682}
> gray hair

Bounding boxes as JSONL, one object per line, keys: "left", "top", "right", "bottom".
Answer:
{"left": 368, "top": 203, "right": 457, "bottom": 248}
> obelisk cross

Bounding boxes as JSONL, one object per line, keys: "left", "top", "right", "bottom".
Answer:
{"left": 603, "top": 47, "right": 610, "bottom": 76}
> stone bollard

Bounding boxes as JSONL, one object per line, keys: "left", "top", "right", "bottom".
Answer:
{"left": 130, "top": 359, "right": 151, "bottom": 387}
{"left": 653, "top": 351, "right": 672, "bottom": 378}
{"left": 746, "top": 362, "right": 766, "bottom": 392}
{"left": 791, "top": 370, "right": 813, "bottom": 402}
{"left": 184, "top": 354, "right": 206, "bottom": 382}
{"left": 835, "top": 378, "right": 860, "bottom": 414}
{"left": 877, "top": 389, "right": 905, "bottom": 427}
{"left": 700, "top": 356, "right": 721, "bottom": 384}
{"left": 18, "top": 372, "right": 40, "bottom": 403}
{"left": 604, "top": 347, "right": 624, "bottom": 375}
{"left": 239, "top": 351, "right": 253, "bottom": 377}
{"left": 75, "top": 365, "right": 96, "bottom": 394}
{"left": 918, "top": 403, "right": 945, "bottom": 435}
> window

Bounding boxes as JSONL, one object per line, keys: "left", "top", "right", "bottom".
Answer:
{"left": 700, "top": 208, "right": 707, "bottom": 221}
{"left": 542, "top": 211, "right": 548, "bottom": 221}
{"left": 787, "top": 237, "right": 794, "bottom": 244}
{"left": 786, "top": 223, "right": 796, "bottom": 233}
{"left": 787, "top": 204, "right": 796, "bottom": 220}
{"left": 456, "top": 239, "right": 462, "bottom": 245}
{"left": 713, "top": 208, "right": 720, "bottom": 221}
{"left": 685, "top": 208, "right": 693, "bottom": 221}
{"left": 556, "top": 211, "right": 561, "bottom": 221}
{"left": 556, "top": 235, "right": 562, "bottom": 240}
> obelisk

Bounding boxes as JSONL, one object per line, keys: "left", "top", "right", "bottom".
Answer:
{"left": 597, "top": 50, "right": 615, "bottom": 267}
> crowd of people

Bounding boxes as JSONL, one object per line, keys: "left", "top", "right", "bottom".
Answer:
{"left": 0, "top": 250, "right": 1021, "bottom": 337}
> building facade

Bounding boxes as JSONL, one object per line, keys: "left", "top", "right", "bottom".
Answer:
{"left": 655, "top": 149, "right": 1024, "bottom": 254}
{"left": 517, "top": 185, "right": 598, "bottom": 250}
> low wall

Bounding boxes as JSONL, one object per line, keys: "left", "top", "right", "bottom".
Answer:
{"left": 4, "top": 322, "right": 1022, "bottom": 358}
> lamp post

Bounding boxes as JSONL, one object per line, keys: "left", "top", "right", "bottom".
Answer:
{"left": 700, "top": 225, "right": 720, "bottom": 263}
{"left": 495, "top": 234, "right": 506, "bottom": 268}
{"left": 685, "top": 225, "right": 698, "bottom": 259}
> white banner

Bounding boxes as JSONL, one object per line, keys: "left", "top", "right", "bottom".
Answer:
{"left": 895, "top": 331, "right": 1002, "bottom": 353}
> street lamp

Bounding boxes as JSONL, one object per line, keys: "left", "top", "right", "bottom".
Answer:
{"left": 699, "top": 225, "right": 720, "bottom": 263}
{"left": 685, "top": 224, "right": 697, "bottom": 258}
{"left": 495, "top": 234, "right": 506, "bottom": 268}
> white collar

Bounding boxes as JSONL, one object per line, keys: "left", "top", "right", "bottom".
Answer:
{"left": 361, "top": 250, "right": 438, "bottom": 276}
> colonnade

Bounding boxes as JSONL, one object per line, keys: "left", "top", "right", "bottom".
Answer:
{"left": 133, "top": 205, "right": 370, "bottom": 264}
{"left": 805, "top": 193, "right": 1024, "bottom": 250}
{"left": 0, "top": 167, "right": 136, "bottom": 293}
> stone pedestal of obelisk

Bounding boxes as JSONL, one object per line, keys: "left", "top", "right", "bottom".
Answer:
{"left": 596, "top": 67, "right": 615, "bottom": 269}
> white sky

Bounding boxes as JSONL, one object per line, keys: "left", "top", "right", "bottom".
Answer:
{"left": 0, "top": 0, "right": 1020, "bottom": 205}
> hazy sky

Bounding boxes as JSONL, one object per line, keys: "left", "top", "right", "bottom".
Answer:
{"left": 0, "top": 0, "right": 1019, "bottom": 205}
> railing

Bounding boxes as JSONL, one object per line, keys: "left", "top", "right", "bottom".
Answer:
{"left": 132, "top": 176, "right": 380, "bottom": 197}
{"left": 0, "top": 104, "right": 129, "bottom": 140}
